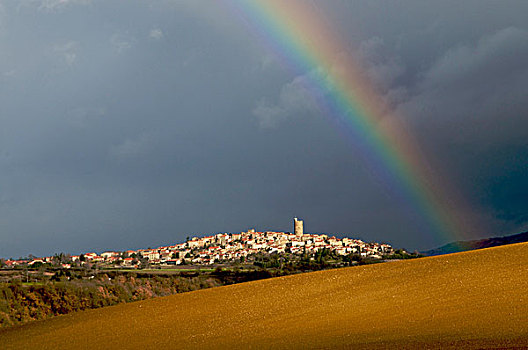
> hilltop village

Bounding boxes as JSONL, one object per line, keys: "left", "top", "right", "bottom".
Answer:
{"left": 2, "top": 218, "right": 394, "bottom": 269}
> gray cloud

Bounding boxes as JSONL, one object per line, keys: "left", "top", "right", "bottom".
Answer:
{"left": 110, "top": 32, "right": 136, "bottom": 54}
{"left": 109, "top": 134, "right": 153, "bottom": 160}
{"left": 394, "top": 26, "right": 528, "bottom": 235}
{"left": 358, "top": 37, "right": 406, "bottom": 93}
{"left": 400, "top": 26, "right": 528, "bottom": 149}
{"left": 37, "top": 0, "right": 91, "bottom": 12}
{"left": 53, "top": 41, "right": 78, "bottom": 66}
{"left": 149, "top": 28, "right": 163, "bottom": 40}
{"left": 253, "top": 36, "right": 409, "bottom": 128}
{"left": 0, "top": 1, "right": 527, "bottom": 257}
{"left": 252, "top": 70, "right": 321, "bottom": 128}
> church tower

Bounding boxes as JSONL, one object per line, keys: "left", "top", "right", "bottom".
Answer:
{"left": 294, "top": 217, "right": 303, "bottom": 236}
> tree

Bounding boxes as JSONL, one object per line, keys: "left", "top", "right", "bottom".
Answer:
{"left": 29, "top": 261, "right": 43, "bottom": 269}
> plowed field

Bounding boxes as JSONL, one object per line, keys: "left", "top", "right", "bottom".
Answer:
{"left": 1, "top": 243, "right": 527, "bottom": 349}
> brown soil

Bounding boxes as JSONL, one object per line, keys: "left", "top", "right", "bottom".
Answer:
{"left": 1, "top": 242, "right": 527, "bottom": 349}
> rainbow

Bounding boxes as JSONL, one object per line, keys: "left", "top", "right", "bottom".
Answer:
{"left": 226, "top": 0, "right": 476, "bottom": 244}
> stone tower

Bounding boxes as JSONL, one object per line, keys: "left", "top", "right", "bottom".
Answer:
{"left": 294, "top": 217, "right": 303, "bottom": 236}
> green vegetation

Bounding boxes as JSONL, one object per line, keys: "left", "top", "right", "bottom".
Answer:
{"left": 252, "top": 249, "right": 414, "bottom": 271}
{"left": 384, "top": 249, "right": 423, "bottom": 260}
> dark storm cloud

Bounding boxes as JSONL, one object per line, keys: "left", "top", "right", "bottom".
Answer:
{"left": 396, "top": 27, "right": 528, "bottom": 234}
{"left": 0, "top": 0, "right": 527, "bottom": 257}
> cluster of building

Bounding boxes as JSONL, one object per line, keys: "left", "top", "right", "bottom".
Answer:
{"left": 2, "top": 218, "right": 393, "bottom": 268}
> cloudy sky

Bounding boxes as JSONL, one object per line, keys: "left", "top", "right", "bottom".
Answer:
{"left": 1, "top": 0, "right": 527, "bottom": 258}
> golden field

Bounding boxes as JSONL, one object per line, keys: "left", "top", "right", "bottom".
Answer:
{"left": 1, "top": 243, "right": 527, "bottom": 349}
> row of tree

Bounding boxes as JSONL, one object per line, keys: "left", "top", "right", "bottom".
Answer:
{"left": 0, "top": 273, "right": 220, "bottom": 328}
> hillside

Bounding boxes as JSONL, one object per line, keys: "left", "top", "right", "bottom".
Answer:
{"left": 423, "top": 231, "right": 528, "bottom": 256}
{"left": 1, "top": 243, "right": 527, "bottom": 349}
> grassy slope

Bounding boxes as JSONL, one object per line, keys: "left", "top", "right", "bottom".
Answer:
{"left": 1, "top": 243, "right": 527, "bottom": 349}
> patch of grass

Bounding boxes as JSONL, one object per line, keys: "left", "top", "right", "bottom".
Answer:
{"left": 20, "top": 282, "right": 44, "bottom": 286}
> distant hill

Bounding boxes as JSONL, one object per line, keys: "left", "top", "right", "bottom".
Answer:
{"left": 423, "top": 231, "right": 528, "bottom": 256}
{"left": 1, "top": 243, "right": 528, "bottom": 349}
